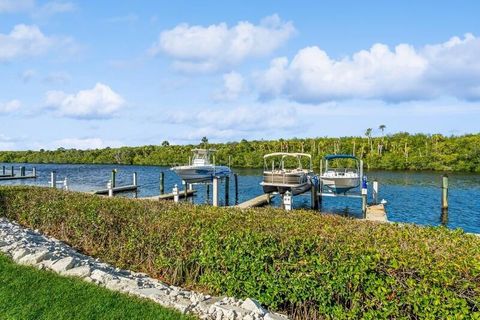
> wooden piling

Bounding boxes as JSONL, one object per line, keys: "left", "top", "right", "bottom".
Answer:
{"left": 111, "top": 169, "right": 117, "bottom": 188}
{"left": 212, "top": 177, "right": 219, "bottom": 207}
{"left": 107, "top": 181, "right": 113, "bottom": 197}
{"left": 283, "top": 191, "right": 292, "bottom": 211}
{"left": 20, "top": 166, "right": 25, "bottom": 177}
{"left": 133, "top": 172, "right": 137, "bottom": 186}
{"left": 32, "top": 167, "right": 36, "bottom": 177}
{"left": 225, "top": 176, "right": 230, "bottom": 206}
{"left": 173, "top": 184, "right": 179, "bottom": 203}
{"left": 183, "top": 181, "right": 188, "bottom": 201}
{"left": 206, "top": 184, "right": 210, "bottom": 204}
{"left": 2, "top": 166, "right": 5, "bottom": 175}
{"left": 11, "top": 166, "right": 14, "bottom": 176}
{"left": 311, "top": 181, "right": 319, "bottom": 210}
{"left": 160, "top": 172, "right": 165, "bottom": 194}
{"left": 441, "top": 174, "right": 449, "bottom": 210}
{"left": 50, "top": 171, "right": 56, "bottom": 188}
{"left": 234, "top": 173, "right": 239, "bottom": 205}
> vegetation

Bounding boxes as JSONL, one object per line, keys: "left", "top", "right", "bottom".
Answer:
{"left": 0, "top": 252, "right": 192, "bottom": 320}
{"left": 1, "top": 133, "right": 480, "bottom": 172}
{"left": 1, "top": 186, "right": 479, "bottom": 319}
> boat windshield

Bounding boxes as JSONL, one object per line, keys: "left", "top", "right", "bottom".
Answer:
{"left": 192, "top": 149, "right": 212, "bottom": 166}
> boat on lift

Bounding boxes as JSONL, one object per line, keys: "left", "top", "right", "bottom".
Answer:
{"left": 260, "top": 152, "right": 314, "bottom": 195}
{"left": 319, "top": 154, "right": 361, "bottom": 194}
{"left": 171, "top": 149, "right": 231, "bottom": 183}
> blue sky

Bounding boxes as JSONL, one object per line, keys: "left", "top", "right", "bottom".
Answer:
{"left": 1, "top": 0, "right": 479, "bottom": 150}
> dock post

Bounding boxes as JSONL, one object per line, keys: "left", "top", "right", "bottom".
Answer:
{"left": 361, "top": 176, "right": 368, "bottom": 218}
{"left": 441, "top": 174, "right": 449, "bottom": 222}
{"left": 205, "top": 184, "right": 210, "bottom": 204}
{"left": 283, "top": 191, "right": 292, "bottom": 211}
{"left": 212, "top": 177, "right": 219, "bottom": 207}
{"left": 160, "top": 172, "right": 164, "bottom": 195}
{"left": 50, "top": 171, "right": 57, "bottom": 188}
{"left": 107, "top": 181, "right": 113, "bottom": 197}
{"left": 372, "top": 179, "right": 379, "bottom": 205}
{"left": 173, "top": 184, "right": 179, "bottom": 203}
{"left": 2, "top": 166, "right": 4, "bottom": 175}
{"left": 63, "top": 178, "right": 69, "bottom": 191}
{"left": 188, "top": 183, "right": 193, "bottom": 191}
{"left": 33, "top": 167, "right": 37, "bottom": 178}
{"left": 234, "top": 173, "right": 239, "bottom": 205}
{"left": 183, "top": 181, "right": 188, "bottom": 201}
{"left": 111, "top": 169, "right": 117, "bottom": 188}
{"left": 225, "top": 176, "right": 230, "bottom": 206}
{"left": 133, "top": 172, "right": 137, "bottom": 186}
{"left": 20, "top": 166, "right": 25, "bottom": 177}
{"left": 11, "top": 166, "right": 14, "bottom": 176}
{"left": 311, "top": 180, "right": 319, "bottom": 210}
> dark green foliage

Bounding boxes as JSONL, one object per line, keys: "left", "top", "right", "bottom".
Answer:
{"left": 1, "top": 186, "right": 479, "bottom": 319}
{"left": 0, "top": 253, "right": 192, "bottom": 320}
{"left": 1, "top": 133, "right": 480, "bottom": 172}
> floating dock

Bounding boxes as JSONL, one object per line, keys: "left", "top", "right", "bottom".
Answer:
{"left": 93, "top": 185, "right": 138, "bottom": 195}
{"left": 139, "top": 190, "right": 197, "bottom": 201}
{"left": 365, "top": 204, "right": 387, "bottom": 222}
{"left": 236, "top": 194, "right": 273, "bottom": 209}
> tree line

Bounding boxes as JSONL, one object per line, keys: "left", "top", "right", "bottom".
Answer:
{"left": 1, "top": 132, "right": 479, "bottom": 172}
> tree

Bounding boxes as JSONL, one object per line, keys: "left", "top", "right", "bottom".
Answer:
{"left": 379, "top": 125, "right": 386, "bottom": 137}
{"left": 365, "top": 128, "right": 373, "bottom": 153}
{"left": 378, "top": 125, "right": 386, "bottom": 155}
{"left": 201, "top": 137, "right": 208, "bottom": 148}
{"left": 161, "top": 140, "right": 170, "bottom": 147}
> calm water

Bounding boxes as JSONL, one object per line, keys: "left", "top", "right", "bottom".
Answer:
{"left": 1, "top": 163, "right": 479, "bottom": 234}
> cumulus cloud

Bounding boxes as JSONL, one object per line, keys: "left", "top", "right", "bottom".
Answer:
{"left": 213, "top": 71, "right": 245, "bottom": 101}
{"left": 0, "top": 99, "right": 21, "bottom": 113}
{"left": 45, "top": 83, "right": 126, "bottom": 119}
{"left": 0, "top": 0, "right": 34, "bottom": 12}
{"left": 0, "top": 24, "right": 77, "bottom": 61}
{"left": 50, "top": 137, "right": 122, "bottom": 150}
{"left": 257, "top": 33, "right": 480, "bottom": 102}
{"left": 150, "top": 14, "right": 295, "bottom": 72}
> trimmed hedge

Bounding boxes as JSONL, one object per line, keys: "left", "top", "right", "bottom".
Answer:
{"left": 1, "top": 186, "right": 479, "bottom": 319}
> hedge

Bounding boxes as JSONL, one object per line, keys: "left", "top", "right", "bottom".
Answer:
{"left": 0, "top": 186, "right": 479, "bottom": 319}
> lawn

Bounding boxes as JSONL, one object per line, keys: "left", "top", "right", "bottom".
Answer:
{"left": 0, "top": 253, "right": 193, "bottom": 320}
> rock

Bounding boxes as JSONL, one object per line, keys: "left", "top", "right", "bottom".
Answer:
{"left": 18, "top": 250, "right": 51, "bottom": 266}
{"left": 172, "top": 297, "right": 193, "bottom": 314}
{"left": 243, "top": 315, "right": 254, "bottom": 320}
{"left": 63, "top": 265, "right": 92, "bottom": 278}
{"left": 0, "top": 240, "right": 8, "bottom": 247}
{"left": 90, "top": 269, "right": 115, "bottom": 284}
{"left": 264, "top": 313, "right": 289, "bottom": 320}
{"left": 50, "top": 256, "right": 76, "bottom": 272}
{"left": 134, "top": 287, "right": 166, "bottom": 298}
{"left": 12, "top": 248, "right": 30, "bottom": 262}
{"left": 240, "top": 298, "right": 267, "bottom": 316}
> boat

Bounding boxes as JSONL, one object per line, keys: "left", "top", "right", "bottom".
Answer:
{"left": 260, "top": 153, "right": 314, "bottom": 195}
{"left": 171, "top": 149, "right": 231, "bottom": 183}
{"left": 319, "top": 154, "right": 361, "bottom": 194}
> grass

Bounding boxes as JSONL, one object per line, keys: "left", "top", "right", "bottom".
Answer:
{"left": 0, "top": 253, "right": 193, "bottom": 320}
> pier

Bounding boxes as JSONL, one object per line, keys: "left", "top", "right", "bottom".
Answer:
{"left": 93, "top": 170, "right": 138, "bottom": 195}
{"left": 236, "top": 194, "right": 273, "bottom": 209}
{"left": 0, "top": 166, "right": 37, "bottom": 181}
{"left": 139, "top": 189, "right": 197, "bottom": 201}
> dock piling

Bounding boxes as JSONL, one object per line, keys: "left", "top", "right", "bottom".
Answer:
{"left": 20, "top": 166, "right": 25, "bottom": 177}
{"left": 183, "top": 181, "right": 188, "bottom": 201}
{"left": 50, "top": 171, "right": 57, "bottom": 188}
{"left": 212, "top": 177, "right": 219, "bottom": 207}
{"left": 372, "top": 179, "right": 379, "bottom": 204}
{"left": 441, "top": 174, "right": 449, "bottom": 224}
{"left": 311, "top": 180, "right": 319, "bottom": 210}
{"left": 206, "top": 184, "right": 210, "bottom": 204}
{"left": 64, "top": 178, "right": 69, "bottom": 191}
{"left": 225, "top": 175, "right": 230, "bottom": 206}
{"left": 33, "top": 167, "right": 36, "bottom": 178}
{"left": 2, "top": 166, "right": 4, "bottom": 175}
{"left": 283, "top": 191, "right": 292, "bottom": 211}
{"left": 107, "top": 181, "right": 113, "bottom": 197}
{"left": 361, "top": 176, "right": 368, "bottom": 218}
{"left": 111, "top": 169, "right": 117, "bottom": 188}
{"left": 11, "top": 166, "right": 14, "bottom": 176}
{"left": 160, "top": 172, "right": 165, "bottom": 194}
{"left": 234, "top": 173, "right": 239, "bottom": 205}
{"left": 173, "top": 184, "right": 179, "bottom": 203}
{"left": 133, "top": 172, "right": 137, "bottom": 186}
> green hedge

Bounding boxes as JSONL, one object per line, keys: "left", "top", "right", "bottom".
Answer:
{"left": 1, "top": 186, "right": 479, "bottom": 319}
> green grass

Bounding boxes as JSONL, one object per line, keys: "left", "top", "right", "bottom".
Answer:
{"left": 0, "top": 253, "right": 193, "bottom": 320}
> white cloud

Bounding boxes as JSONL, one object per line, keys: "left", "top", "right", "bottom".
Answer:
{"left": 33, "top": 1, "right": 75, "bottom": 18}
{"left": 0, "top": 24, "right": 77, "bottom": 62}
{"left": 213, "top": 71, "right": 245, "bottom": 101}
{"left": 0, "top": 134, "right": 16, "bottom": 150}
{"left": 0, "top": 99, "right": 21, "bottom": 113}
{"left": 0, "top": 0, "right": 34, "bottom": 13}
{"left": 45, "top": 83, "right": 126, "bottom": 119}
{"left": 50, "top": 138, "right": 121, "bottom": 150}
{"left": 150, "top": 14, "right": 295, "bottom": 72}
{"left": 257, "top": 33, "right": 480, "bottom": 102}
{"left": 43, "top": 71, "right": 71, "bottom": 84}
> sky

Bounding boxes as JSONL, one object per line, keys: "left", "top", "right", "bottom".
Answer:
{"left": 0, "top": 0, "right": 480, "bottom": 150}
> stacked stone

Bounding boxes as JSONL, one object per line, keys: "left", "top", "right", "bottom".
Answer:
{"left": 0, "top": 218, "right": 288, "bottom": 320}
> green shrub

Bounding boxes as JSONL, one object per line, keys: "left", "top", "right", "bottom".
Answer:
{"left": 1, "top": 186, "right": 479, "bottom": 319}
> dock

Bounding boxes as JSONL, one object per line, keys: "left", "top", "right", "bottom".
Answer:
{"left": 93, "top": 185, "right": 138, "bottom": 195}
{"left": 139, "top": 190, "right": 197, "bottom": 200}
{"left": 365, "top": 204, "right": 387, "bottom": 222}
{"left": 236, "top": 194, "right": 273, "bottom": 209}
{"left": 0, "top": 174, "right": 37, "bottom": 181}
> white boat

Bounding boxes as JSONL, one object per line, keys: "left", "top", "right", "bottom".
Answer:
{"left": 171, "top": 149, "right": 231, "bottom": 183}
{"left": 260, "top": 153, "right": 314, "bottom": 195}
{"left": 320, "top": 154, "right": 361, "bottom": 194}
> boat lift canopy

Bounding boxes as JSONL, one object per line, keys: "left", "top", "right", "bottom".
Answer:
{"left": 324, "top": 154, "right": 359, "bottom": 161}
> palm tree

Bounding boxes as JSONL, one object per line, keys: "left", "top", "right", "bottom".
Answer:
{"left": 201, "top": 137, "right": 208, "bottom": 148}
{"left": 379, "top": 125, "right": 386, "bottom": 137}
{"left": 378, "top": 125, "right": 386, "bottom": 155}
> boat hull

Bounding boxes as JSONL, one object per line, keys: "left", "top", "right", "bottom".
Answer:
{"left": 320, "top": 176, "right": 359, "bottom": 194}
{"left": 171, "top": 165, "right": 231, "bottom": 183}
{"left": 261, "top": 172, "right": 312, "bottom": 195}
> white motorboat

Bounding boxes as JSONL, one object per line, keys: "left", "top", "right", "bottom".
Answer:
{"left": 260, "top": 153, "right": 314, "bottom": 195}
{"left": 320, "top": 154, "right": 361, "bottom": 194}
{"left": 171, "top": 149, "right": 231, "bottom": 183}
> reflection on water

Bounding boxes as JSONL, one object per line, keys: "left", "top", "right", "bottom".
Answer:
{"left": 1, "top": 163, "right": 479, "bottom": 233}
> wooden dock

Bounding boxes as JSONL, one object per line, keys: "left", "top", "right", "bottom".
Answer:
{"left": 365, "top": 204, "right": 387, "bottom": 222}
{"left": 236, "top": 194, "right": 272, "bottom": 209}
{"left": 0, "top": 174, "right": 37, "bottom": 181}
{"left": 93, "top": 185, "right": 138, "bottom": 195}
{"left": 139, "top": 190, "right": 197, "bottom": 200}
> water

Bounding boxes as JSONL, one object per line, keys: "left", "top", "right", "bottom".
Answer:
{"left": 1, "top": 163, "right": 479, "bottom": 234}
